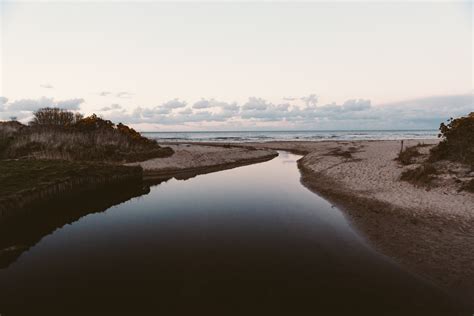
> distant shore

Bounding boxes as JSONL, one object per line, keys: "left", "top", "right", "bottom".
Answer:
{"left": 228, "top": 139, "right": 473, "bottom": 305}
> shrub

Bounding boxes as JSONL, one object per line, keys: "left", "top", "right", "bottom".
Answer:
{"left": 430, "top": 112, "right": 474, "bottom": 166}
{"left": 462, "top": 179, "right": 474, "bottom": 193}
{"left": 30, "top": 108, "right": 83, "bottom": 127}
{"left": 400, "top": 163, "right": 437, "bottom": 187}
{"left": 0, "top": 109, "right": 173, "bottom": 162}
{"left": 397, "top": 146, "right": 421, "bottom": 165}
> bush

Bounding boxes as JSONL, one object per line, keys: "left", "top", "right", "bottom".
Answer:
{"left": 462, "top": 179, "right": 474, "bottom": 193}
{"left": 0, "top": 109, "right": 173, "bottom": 162}
{"left": 397, "top": 146, "right": 421, "bottom": 165}
{"left": 30, "top": 107, "right": 83, "bottom": 127}
{"left": 430, "top": 112, "right": 474, "bottom": 166}
{"left": 400, "top": 163, "right": 437, "bottom": 187}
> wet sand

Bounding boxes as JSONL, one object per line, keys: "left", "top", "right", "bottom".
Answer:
{"left": 130, "top": 140, "right": 473, "bottom": 306}
{"left": 237, "top": 140, "right": 474, "bottom": 306}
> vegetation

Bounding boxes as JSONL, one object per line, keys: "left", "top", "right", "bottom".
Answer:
{"left": 0, "top": 160, "right": 141, "bottom": 198}
{"left": 397, "top": 114, "right": 473, "bottom": 192}
{"left": 462, "top": 179, "right": 474, "bottom": 193}
{"left": 397, "top": 146, "right": 422, "bottom": 165}
{"left": 30, "top": 107, "right": 84, "bottom": 126}
{"left": 0, "top": 108, "right": 173, "bottom": 162}
{"left": 400, "top": 163, "right": 437, "bottom": 187}
{"left": 429, "top": 112, "right": 474, "bottom": 166}
{"left": 0, "top": 159, "right": 144, "bottom": 214}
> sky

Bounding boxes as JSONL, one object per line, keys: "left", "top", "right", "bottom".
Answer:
{"left": 0, "top": 0, "right": 472, "bottom": 131}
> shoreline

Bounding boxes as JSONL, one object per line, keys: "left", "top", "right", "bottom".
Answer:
{"left": 232, "top": 139, "right": 473, "bottom": 306}
{"left": 2, "top": 140, "right": 472, "bottom": 305}
{"left": 127, "top": 144, "right": 278, "bottom": 181}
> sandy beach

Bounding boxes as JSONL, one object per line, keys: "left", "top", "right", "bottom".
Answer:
{"left": 129, "top": 139, "right": 474, "bottom": 304}
{"left": 127, "top": 144, "right": 278, "bottom": 180}
{"left": 233, "top": 140, "right": 473, "bottom": 304}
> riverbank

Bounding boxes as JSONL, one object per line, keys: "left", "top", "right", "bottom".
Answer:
{"left": 127, "top": 144, "right": 278, "bottom": 181}
{"left": 237, "top": 140, "right": 473, "bottom": 304}
{"left": 1, "top": 145, "right": 277, "bottom": 217}
{"left": 0, "top": 160, "right": 143, "bottom": 218}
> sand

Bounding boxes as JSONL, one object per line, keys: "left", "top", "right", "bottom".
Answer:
{"left": 132, "top": 140, "right": 473, "bottom": 304}
{"left": 242, "top": 140, "right": 474, "bottom": 304}
{"left": 127, "top": 144, "right": 278, "bottom": 180}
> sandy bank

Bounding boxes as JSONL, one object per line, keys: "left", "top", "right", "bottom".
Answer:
{"left": 127, "top": 144, "right": 278, "bottom": 180}
{"left": 242, "top": 140, "right": 474, "bottom": 304}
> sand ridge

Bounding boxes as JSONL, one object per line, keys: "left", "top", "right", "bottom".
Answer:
{"left": 127, "top": 144, "right": 278, "bottom": 176}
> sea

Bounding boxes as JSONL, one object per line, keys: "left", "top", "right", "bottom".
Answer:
{"left": 143, "top": 130, "right": 438, "bottom": 143}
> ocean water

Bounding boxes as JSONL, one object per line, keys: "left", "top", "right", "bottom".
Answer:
{"left": 143, "top": 130, "right": 438, "bottom": 143}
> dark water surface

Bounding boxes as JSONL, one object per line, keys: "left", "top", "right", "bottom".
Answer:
{"left": 0, "top": 152, "right": 466, "bottom": 315}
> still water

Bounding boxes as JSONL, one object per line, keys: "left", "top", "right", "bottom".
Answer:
{"left": 0, "top": 152, "right": 464, "bottom": 315}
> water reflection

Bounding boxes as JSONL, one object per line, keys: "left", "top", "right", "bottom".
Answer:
{"left": 0, "top": 152, "right": 467, "bottom": 315}
{"left": 0, "top": 184, "right": 150, "bottom": 268}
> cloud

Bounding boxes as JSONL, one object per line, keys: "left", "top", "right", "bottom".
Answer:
{"left": 301, "top": 94, "right": 318, "bottom": 107}
{"left": 161, "top": 98, "right": 187, "bottom": 109}
{"left": 100, "top": 103, "right": 122, "bottom": 111}
{"left": 193, "top": 99, "right": 212, "bottom": 109}
{"left": 55, "top": 98, "right": 85, "bottom": 110}
{"left": 8, "top": 97, "right": 56, "bottom": 111}
{"left": 0, "top": 97, "right": 8, "bottom": 111}
{"left": 40, "top": 83, "right": 54, "bottom": 89}
{"left": 283, "top": 97, "right": 297, "bottom": 101}
{"left": 7, "top": 97, "right": 84, "bottom": 111}
{"left": 192, "top": 99, "right": 239, "bottom": 112}
{"left": 116, "top": 91, "right": 134, "bottom": 98}
{"left": 179, "top": 108, "right": 193, "bottom": 115}
{"left": 107, "top": 93, "right": 474, "bottom": 129}
{"left": 5, "top": 94, "right": 471, "bottom": 129}
{"left": 342, "top": 99, "right": 372, "bottom": 111}
{"left": 99, "top": 91, "right": 112, "bottom": 96}
{"left": 242, "top": 97, "right": 269, "bottom": 111}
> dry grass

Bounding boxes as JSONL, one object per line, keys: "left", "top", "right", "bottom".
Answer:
{"left": 397, "top": 146, "right": 422, "bottom": 165}
{"left": 400, "top": 163, "right": 437, "bottom": 187}
{"left": 462, "top": 179, "right": 474, "bottom": 193}
{"left": 0, "top": 122, "right": 173, "bottom": 163}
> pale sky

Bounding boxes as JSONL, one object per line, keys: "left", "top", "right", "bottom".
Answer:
{"left": 0, "top": 1, "right": 472, "bottom": 130}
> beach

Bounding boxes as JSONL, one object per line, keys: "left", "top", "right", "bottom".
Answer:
{"left": 237, "top": 139, "right": 474, "bottom": 304}
{"left": 127, "top": 143, "right": 278, "bottom": 180}
{"left": 134, "top": 140, "right": 474, "bottom": 304}
{"left": 1, "top": 149, "right": 467, "bottom": 314}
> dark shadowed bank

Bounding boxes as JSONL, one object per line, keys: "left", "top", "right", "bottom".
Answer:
{"left": 0, "top": 160, "right": 143, "bottom": 216}
{"left": 0, "top": 181, "right": 151, "bottom": 269}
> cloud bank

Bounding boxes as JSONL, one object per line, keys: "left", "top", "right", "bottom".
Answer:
{"left": 101, "top": 94, "right": 473, "bottom": 130}
{"left": 0, "top": 96, "right": 84, "bottom": 121}
{"left": 1, "top": 94, "right": 472, "bottom": 130}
